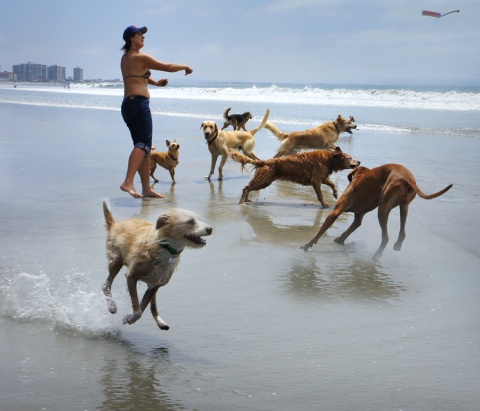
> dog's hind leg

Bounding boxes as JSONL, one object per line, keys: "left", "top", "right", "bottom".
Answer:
{"left": 240, "top": 166, "right": 275, "bottom": 204}
{"left": 334, "top": 213, "right": 364, "bottom": 244}
{"left": 150, "top": 164, "right": 159, "bottom": 183}
{"left": 393, "top": 203, "right": 409, "bottom": 251}
{"left": 102, "top": 256, "right": 123, "bottom": 314}
{"left": 373, "top": 204, "right": 393, "bottom": 259}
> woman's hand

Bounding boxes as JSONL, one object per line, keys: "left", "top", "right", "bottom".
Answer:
{"left": 184, "top": 66, "right": 193, "bottom": 76}
{"left": 156, "top": 78, "right": 168, "bottom": 87}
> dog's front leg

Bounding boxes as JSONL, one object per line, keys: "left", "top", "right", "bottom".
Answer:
{"left": 169, "top": 169, "right": 176, "bottom": 184}
{"left": 123, "top": 275, "right": 142, "bottom": 325}
{"left": 324, "top": 178, "right": 338, "bottom": 199}
{"left": 217, "top": 154, "right": 229, "bottom": 180}
{"left": 312, "top": 182, "right": 329, "bottom": 208}
{"left": 205, "top": 154, "right": 218, "bottom": 180}
{"left": 150, "top": 288, "right": 170, "bottom": 330}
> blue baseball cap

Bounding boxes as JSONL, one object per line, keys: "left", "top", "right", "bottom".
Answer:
{"left": 123, "top": 25, "right": 147, "bottom": 42}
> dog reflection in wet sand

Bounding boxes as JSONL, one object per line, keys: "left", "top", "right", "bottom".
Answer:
{"left": 301, "top": 164, "right": 453, "bottom": 259}
{"left": 102, "top": 201, "right": 212, "bottom": 330}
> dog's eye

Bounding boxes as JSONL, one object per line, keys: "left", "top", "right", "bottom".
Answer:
{"left": 186, "top": 218, "right": 195, "bottom": 225}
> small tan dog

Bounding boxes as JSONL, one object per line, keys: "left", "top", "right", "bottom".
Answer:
{"left": 301, "top": 164, "right": 453, "bottom": 259}
{"left": 221, "top": 107, "right": 254, "bottom": 131}
{"left": 102, "top": 201, "right": 213, "bottom": 330}
{"left": 266, "top": 115, "right": 357, "bottom": 157}
{"left": 149, "top": 139, "right": 180, "bottom": 184}
{"left": 201, "top": 108, "right": 270, "bottom": 180}
{"left": 230, "top": 147, "right": 360, "bottom": 207}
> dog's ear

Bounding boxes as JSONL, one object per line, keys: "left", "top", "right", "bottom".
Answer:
{"left": 334, "top": 146, "right": 342, "bottom": 153}
{"left": 156, "top": 214, "right": 171, "bottom": 229}
{"left": 214, "top": 123, "right": 218, "bottom": 133}
{"left": 337, "top": 115, "right": 344, "bottom": 123}
{"left": 347, "top": 169, "right": 357, "bottom": 183}
{"left": 200, "top": 122, "right": 204, "bottom": 129}
{"left": 350, "top": 116, "right": 355, "bottom": 122}
{"left": 166, "top": 139, "right": 171, "bottom": 146}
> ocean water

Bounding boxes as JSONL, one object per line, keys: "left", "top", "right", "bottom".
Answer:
{"left": 0, "top": 82, "right": 479, "bottom": 411}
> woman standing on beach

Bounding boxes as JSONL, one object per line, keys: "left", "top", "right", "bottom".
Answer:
{"left": 120, "top": 25, "right": 193, "bottom": 198}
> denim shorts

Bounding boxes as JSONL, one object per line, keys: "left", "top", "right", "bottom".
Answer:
{"left": 121, "top": 95, "right": 152, "bottom": 157}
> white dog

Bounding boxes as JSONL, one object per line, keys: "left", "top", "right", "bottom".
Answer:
{"left": 102, "top": 201, "right": 213, "bottom": 330}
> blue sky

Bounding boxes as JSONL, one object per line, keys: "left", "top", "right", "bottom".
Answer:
{"left": 1, "top": 0, "right": 478, "bottom": 85}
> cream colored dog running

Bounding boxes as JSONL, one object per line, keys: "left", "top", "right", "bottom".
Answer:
{"left": 266, "top": 115, "right": 357, "bottom": 157}
{"left": 102, "top": 201, "right": 213, "bottom": 330}
{"left": 201, "top": 109, "right": 270, "bottom": 180}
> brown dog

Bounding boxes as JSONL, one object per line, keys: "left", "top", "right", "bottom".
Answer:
{"left": 102, "top": 201, "right": 213, "bottom": 330}
{"left": 301, "top": 164, "right": 453, "bottom": 258}
{"left": 230, "top": 147, "right": 360, "bottom": 207}
{"left": 149, "top": 139, "right": 180, "bottom": 184}
{"left": 266, "top": 115, "right": 357, "bottom": 157}
{"left": 221, "top": 107, "right": 254, "bottom": 131}
{"left": 201, "top": 109, "right": 270, "bottom": 180}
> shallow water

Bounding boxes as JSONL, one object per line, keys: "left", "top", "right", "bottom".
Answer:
{"left": 1, "top": 102, "right": 479, "bottom": 411}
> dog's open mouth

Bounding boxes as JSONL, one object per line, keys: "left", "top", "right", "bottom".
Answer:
{"left": 185, "top": 234, "right": 208, "bottom": 245}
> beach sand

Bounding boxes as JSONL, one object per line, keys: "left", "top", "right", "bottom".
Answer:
{"left": 1, "top": 103, "right": 479, "bottom": 410}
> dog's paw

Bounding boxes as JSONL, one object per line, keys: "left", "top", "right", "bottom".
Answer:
{"left": 107, "top": 300, "right": 117, "bottom": 314}
{"left": 123, "top": 311, "right": 142, "bottom": 325}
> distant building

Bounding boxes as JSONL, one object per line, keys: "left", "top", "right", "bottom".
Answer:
{"left": 73, "top": 66, "right": 84, "bottom": 82}
{"left": 0, "top": 71, "right": 17, "bottom": 82}
{"left": 13, "top": 62, "right": 48, "bottom": 82}
{"left": 48, "top": 64, "right": 66, "bottom": 82}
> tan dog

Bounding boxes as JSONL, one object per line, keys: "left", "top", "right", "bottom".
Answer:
{"left": 301, "top": 164, "right": 453, "bottom": 259}
{"left": 230, "top": 147, "right": 360, "bottom": 207}
{"left": 149, "top": 139, "right": 180, "bottom": 184}
{"left": 102, "top": 201, "right": 213, "bottom": 330}
{"left": 266, "top": 115, "right": 357, "bottom": 157}
{"left": 201, "top": 108, "right": 270, "bottom": 180}
{"left": 221, "top": 107, "right": 254, "bottom": 131}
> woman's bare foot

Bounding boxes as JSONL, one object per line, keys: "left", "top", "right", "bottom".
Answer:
{"left": 120, "top": 183, "right": 143, "bottom": 198}
{"left": 142, "top": 188, "right": 165, "bottom": 198}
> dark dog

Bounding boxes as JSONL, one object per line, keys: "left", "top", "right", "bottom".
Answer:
{"left": 102, "top": 201, "right": 213, "bottom": 330}
{"left": 149, "top": 139, "right": 180, "bottom": 184}
{"left": 266, "top": 115, "right": 357, "bottom": 157}
{"left": 230, "top": 147, "right": 360, "bottom": 207}
{"left": 301, "top": 164, "right": 453, "bottom": 258}
{"left": 221, "top": 107, "right": 254, "bottom": 131}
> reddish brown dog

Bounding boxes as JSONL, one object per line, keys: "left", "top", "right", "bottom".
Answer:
{"left": 301, "top": 164, "right": 453, "bottom": 258}
{"left": 230, "top": 147, "right": 360, "bottom": 207}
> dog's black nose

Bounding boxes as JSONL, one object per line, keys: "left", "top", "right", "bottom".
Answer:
{"left": 206, "top": 227, "right": 213, "bottom": 235}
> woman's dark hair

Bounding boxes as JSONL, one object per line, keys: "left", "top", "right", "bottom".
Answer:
{"left": 121, "top": 40, "right": 132, "bottom": 53}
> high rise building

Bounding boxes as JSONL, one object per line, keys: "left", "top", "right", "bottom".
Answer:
{"left": 48, "top": 65, "right": 66, "bottom": 82}
{"left": 13, "top": 62, "right": 48, "bottom": 82}
{"left": 73, "top": 67, "right": 84, "bottom": 82}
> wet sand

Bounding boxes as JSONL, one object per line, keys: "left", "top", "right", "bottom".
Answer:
{"left": 1, "top": 103, "right": 479, "bottom": 410}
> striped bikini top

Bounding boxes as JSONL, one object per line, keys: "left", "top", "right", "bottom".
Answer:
{"left": 124, "top": 69, "right": 151, "bottom": 80}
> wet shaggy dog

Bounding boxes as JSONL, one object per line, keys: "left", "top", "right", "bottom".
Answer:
{"left": 221, "top": 107, "right": 254, "bottom": 131}
{"left": 149, "top": 139, "right": 180, "bottom": 184}
{"left": 301, "top": 164, "right": 453, "bottom": 259}
{"left": 201, "top": 108, "right": 270, "bottom": 180}
{"left": 266, "top": 115, "right": 357, "bottom": 157}
{"left": 102, "top": 201, "right": 213, "bottom": 330}
{"left": 230, "top": 147, "right": 361, "bottom": 207}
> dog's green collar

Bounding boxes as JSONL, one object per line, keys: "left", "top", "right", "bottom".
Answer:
{"left": 158, "top": 233, "right": 183, "bottom": 256}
